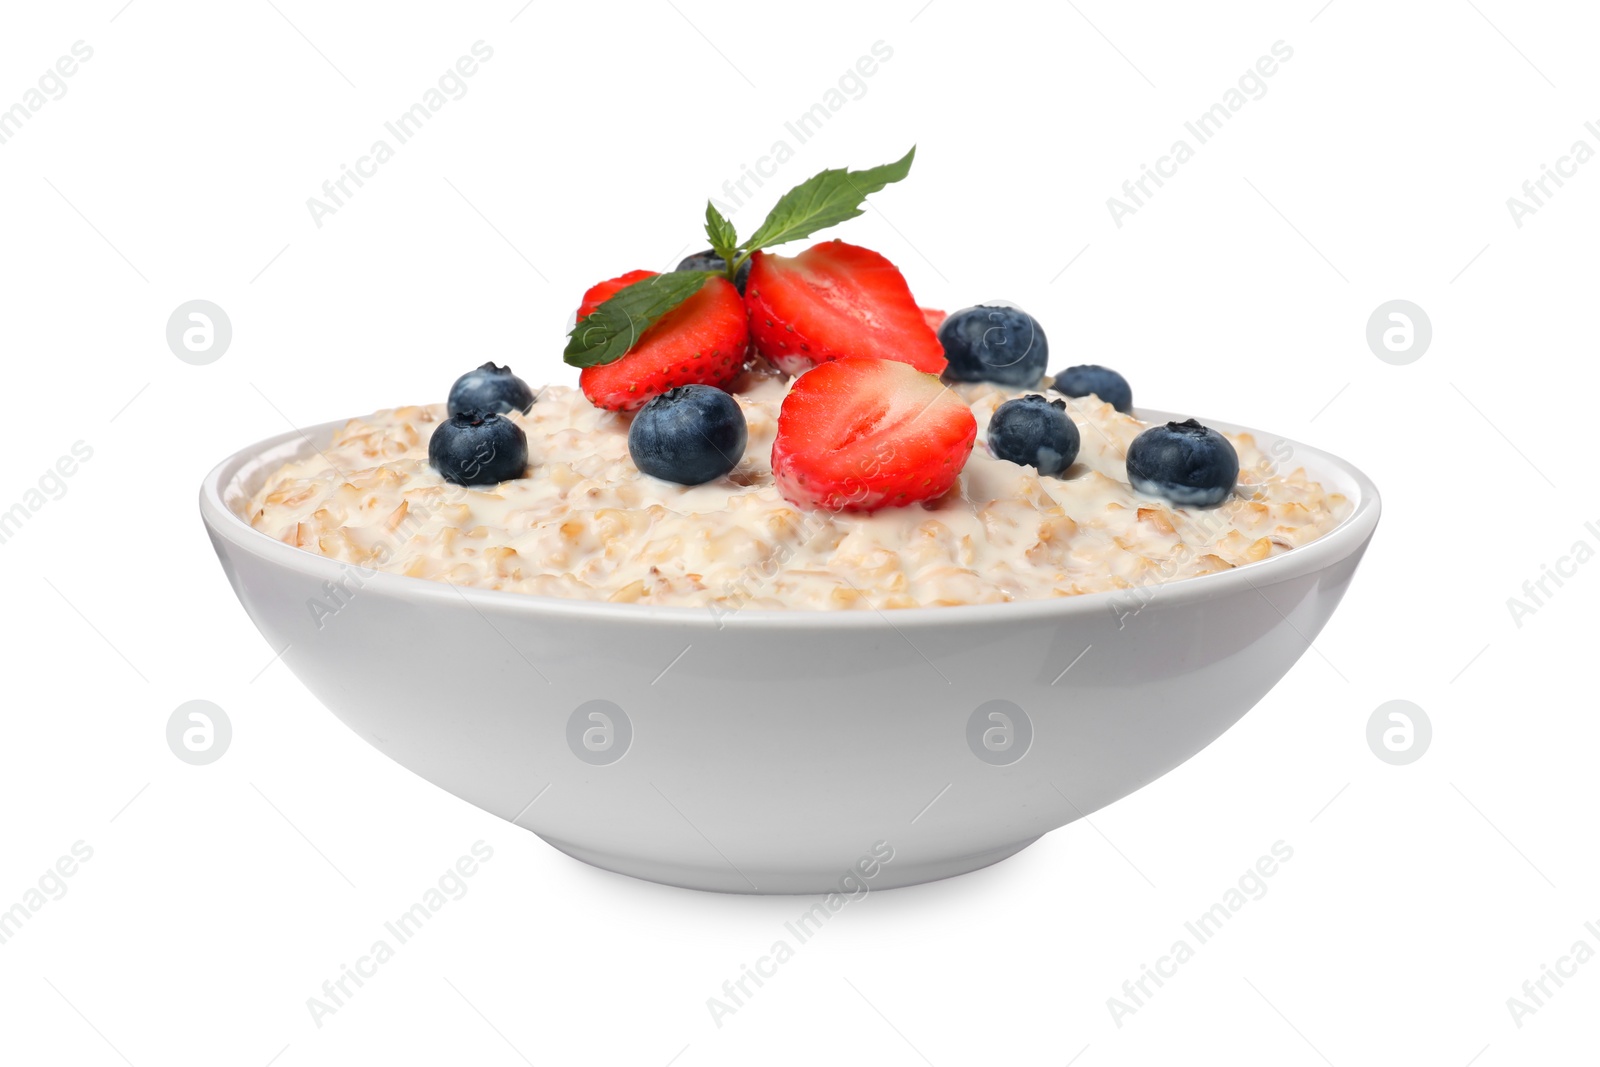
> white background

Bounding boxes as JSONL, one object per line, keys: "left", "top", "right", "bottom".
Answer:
{"left": 1, "top": 1, "right": 1596, "bottom": 1063}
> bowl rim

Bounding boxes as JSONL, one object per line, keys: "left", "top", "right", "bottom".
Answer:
{"left": 199, "top": 405, "right": 1381, "bottom": 631}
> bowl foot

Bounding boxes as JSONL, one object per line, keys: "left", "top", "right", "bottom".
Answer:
{"left": 534, "top": 833, "right": 1043, "bottom": 895}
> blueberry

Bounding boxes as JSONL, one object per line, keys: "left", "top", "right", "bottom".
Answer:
{"left": 678, "top": 250, "right": 751, "bottom": 295}
{"left": 1051, "top": 364, "right": 1132, "bottom": 414}
{"left": 1125, "top": 418, "right": 1238, "bottom": 507}
{"left": 628, "top": 385, "right": 746, "bottom": 486}
{"left": 939, "top": 305, "right": 1049, "bottom": 386}
{"left": 428, "top": 411, "right": 528, "bottom": 486}
{"left": 988, "top": 394, "right": 1080, "bottom": 477}
{"left": 447, "top": 362, "right": 535, "bottom": 417}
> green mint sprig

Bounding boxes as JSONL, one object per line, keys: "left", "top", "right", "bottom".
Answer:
{"left": 563, "top": 146, "right": 916, "bottom": 368}
{"left": 733, "top": 147, "right": 916, "bottom": 272}
{"left": 704, "top": 201, "right": 740, "bottom": 267}
{"left": 563, "top": 269, "right": 714, "bottom": 369}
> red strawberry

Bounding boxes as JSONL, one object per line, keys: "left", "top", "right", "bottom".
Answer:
{"left": 771, "top": 356, "right": 976, "bottom": 512}
{"left": 745, "top": 241, "right": 946, "bottom": 377}
{"left": 577, "top": 268, "right": 656, "bottom": 319}
{"left": 920, "top": 307, "right": 946, "bottom": 331}
{"left": 576, "top": 274, "right": 749, "bottom": 412}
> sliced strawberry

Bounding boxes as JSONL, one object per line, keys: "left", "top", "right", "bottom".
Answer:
{"left": 771, "top": 356, "right": 976, "bottom": 512}
{"left": 920, "top": 307, "right": 947, "bottom": 332}
{"left": 745, "top": 241, "right": 946, "bottom": 377}
{"left": 577, "top": 269, "right": 656, "bottom": 319}
{"left": 577, "top": 275, "right": 749, "bottom": 412}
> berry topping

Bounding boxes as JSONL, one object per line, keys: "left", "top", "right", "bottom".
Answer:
{"left": 677, "top": 249, "right": 751, "bottom": 295}
{"left": 938, "top": 304, "right": 1049, "bottom": 386}
{"left": 576, "top": 274, "right": 750, "bottom": 412}
{"left": 771, "top": 356, "right": 976, "bottom": 512}
{"left": 745, "top": 241, "right": 946, "bottom": 376}
{"left": 920, "top": 307, "right": 947, "bottom": 332}
{"left": 1050, "top": 364, "right": 1132, "bottom": 413}
{"left": 628, "top": 385, "right": 748, "bottom": 486}
{"left": 447, "top": 362, "right": 535, "bottom": 417}
{"left": 564, "top": 150, "right": 918, "bottom": 389}
{"left": 428, "top": 411, "right": 528, "bottom": 486}
{"left": 987, "top": 394, "right": 1080, "bottom": 477}
{"left": 1125, "top": 418, "right": 1239, "bottom": 508}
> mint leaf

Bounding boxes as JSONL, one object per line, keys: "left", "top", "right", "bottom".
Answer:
{"left": 704, "top": 201, "right": 739, "bottom": 264}
{"left": 564, "top": 271, "right": 711, "bottom": 368}
{"left": 742, "top": 146, "right": 915, "bottom": 255}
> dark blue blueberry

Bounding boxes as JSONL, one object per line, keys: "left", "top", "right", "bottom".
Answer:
{"left": 428, "top": 411, "right": 528, "bottom": 486}
{"left": 938, "top": 305, "right": 1049, "bottom": 386}
{"left": 1051, "top": 364, "right": 1132, "bottom": 413}
{"left": 678, "top": 249, "right": 751, "bottom": 295}
{"left": 987, "top": 394, "right": 1080, "bottom": 477}
{"left": 447, "top": 362, "right": 535, "bottom": 417}
{"left": 628, "top": 385, "right": 747, "bottom": 486}
{"left": 1125, "top": 418, "right": 1238, "bottom": 507}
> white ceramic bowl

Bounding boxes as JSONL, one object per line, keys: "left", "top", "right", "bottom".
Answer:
{"left": 201, "top": 409, "right": 1379, "bottom": 894}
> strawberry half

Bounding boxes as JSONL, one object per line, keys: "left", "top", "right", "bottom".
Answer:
{"left": 771, "top": 356, "right": 976, "bottom": 512}
{"left": 576, "top": 273, "right": 750, "bottom": 413}
{"left": 920, "top": 307, "right": 947, "bottom": 332}
{"left": 745, "top": 241, "right": 946, "bottom": 377}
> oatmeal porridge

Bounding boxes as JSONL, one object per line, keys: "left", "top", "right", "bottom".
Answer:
{"left": 243, "top": 371, "right": 1348, "bottom": 611}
